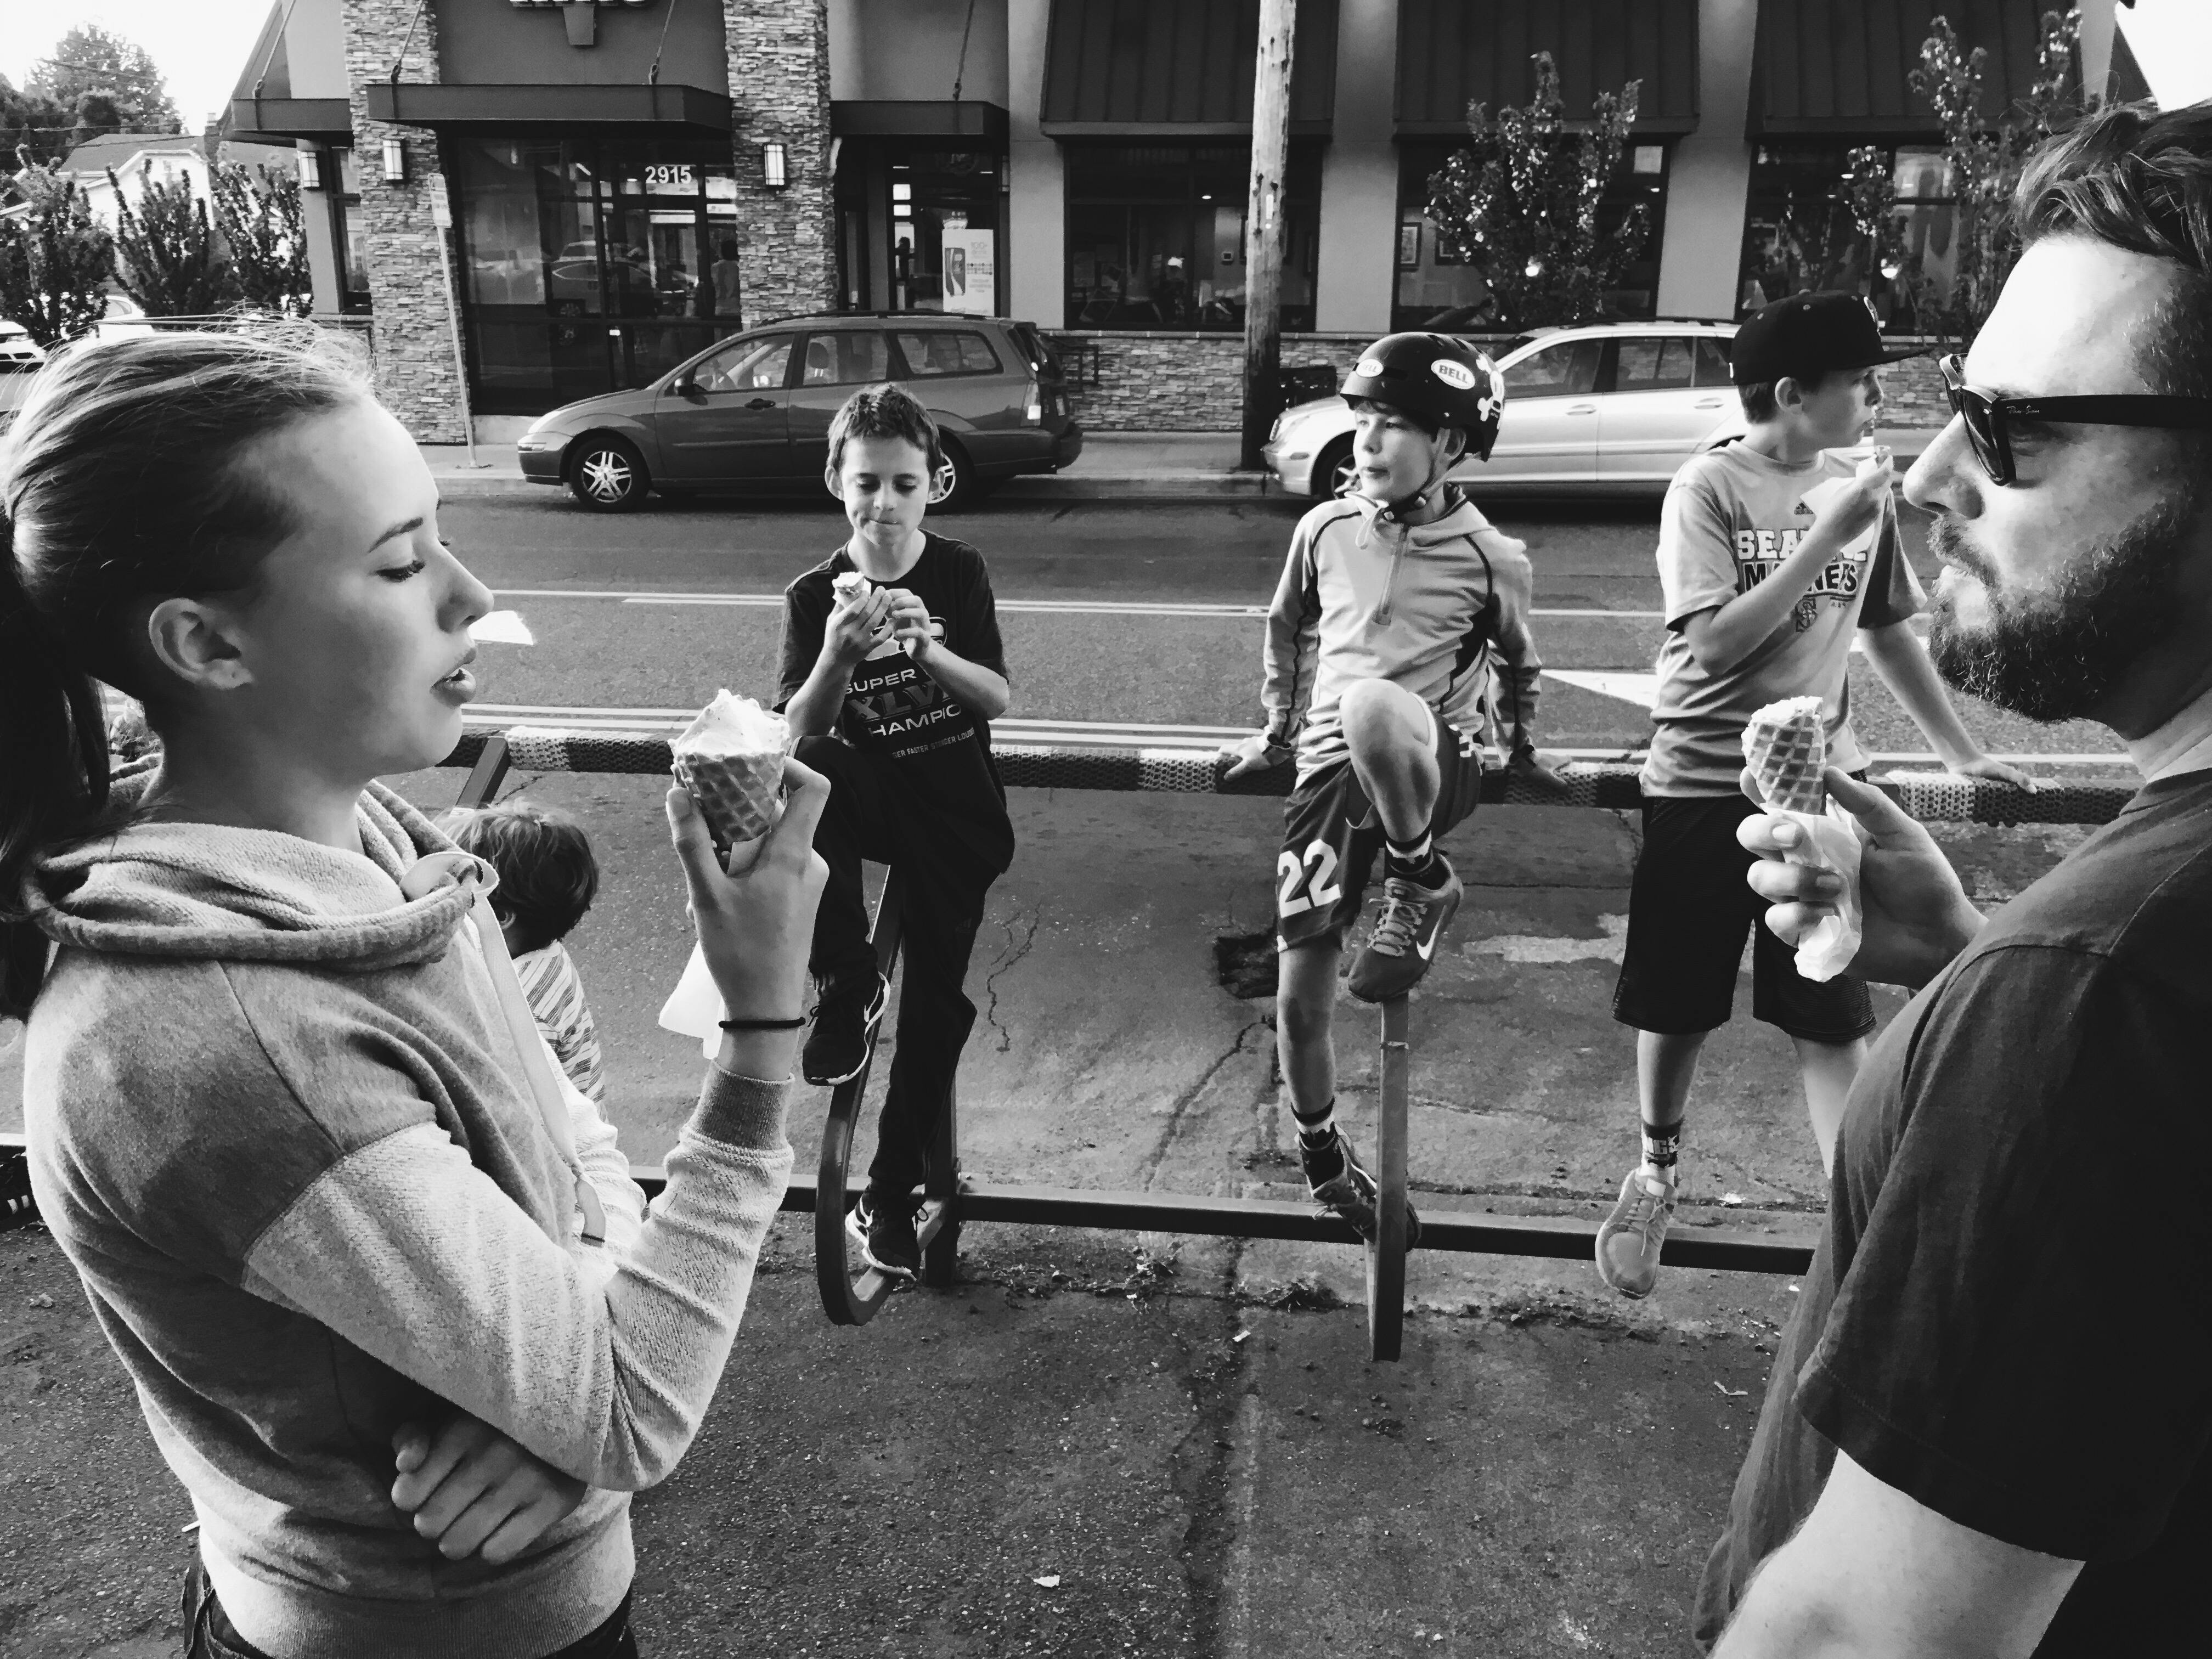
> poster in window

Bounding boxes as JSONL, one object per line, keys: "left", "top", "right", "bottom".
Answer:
{"left": 1398, "top": 221, "right": 1420, "bottom": 269}
{"left": 943, "top": 230, "right": 996, "bottom": 316}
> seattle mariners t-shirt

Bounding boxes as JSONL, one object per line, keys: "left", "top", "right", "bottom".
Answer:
{"left": 777, "top": 533, "right": 1014, "bottom": 869}
{"left": 1641, "top": 444, "right": 1922, "bottom": 797}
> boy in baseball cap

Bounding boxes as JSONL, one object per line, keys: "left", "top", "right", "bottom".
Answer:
{"left": 1596, "top": 294, "right": 2029, "bottom": 1299}
{"left": 1220, "top": 332, "right": 1561, "bottom": 1244}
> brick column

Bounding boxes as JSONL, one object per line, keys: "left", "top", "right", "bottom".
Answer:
{"left": 725, "top": 0, "right": 836, "bottom": 328}
{"left": 343, "top": 0, "right": 466, "bottom": 441}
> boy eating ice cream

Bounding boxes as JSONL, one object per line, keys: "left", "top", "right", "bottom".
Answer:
{"left": 1597, "top": 294, "right": 2030, "bottom": 1300}
{"left": 777, "top": 383, "right": 1013, "bottom": 1280}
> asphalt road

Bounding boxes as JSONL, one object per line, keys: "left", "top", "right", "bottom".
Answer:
{"left": 443, "top": 493, "right": 2125, "bottom": 768}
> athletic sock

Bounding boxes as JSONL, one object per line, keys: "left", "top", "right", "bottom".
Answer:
{"left": 1294, "top": 1099, "right": 1343, "bottom": 1183}
{"left": 1384, "top": 830, "right": 1442, "bottom": 885}
{"left": 1640, "top": 1120, "right": 1681, "bottom": 1186}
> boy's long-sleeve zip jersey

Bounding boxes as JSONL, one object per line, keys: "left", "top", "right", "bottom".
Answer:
{"left": 1261, "top": 488, "right": 1544, "bottom": 774}
{"left": 22, "top": 765, "right": 792, "bottom": 1659}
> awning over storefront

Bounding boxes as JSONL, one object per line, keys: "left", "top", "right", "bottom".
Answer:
{"left": 1040, "top": 0, "right": 1339, "bottom": 136}
{"left": 831, "top": 101, "right": 1011, "bottom": 143}
{"left": 224, "top": 0, "right": 352, "bottom": 145}
{"left": 1395, "top": 0, "right": 1700, "bottom": 136}
{"left": 364, "top": 82, "right": 732, "bottom": 133}
{"left": 227, "top": 97, "right": 352, "bottom": 143}
{"left": 1751, "top": 0, "right": 2066, "bottom": 135}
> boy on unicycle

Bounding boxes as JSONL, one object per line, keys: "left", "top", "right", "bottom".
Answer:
{"left": 1221, "top": 335, "right": 1558, "bottom": 1242}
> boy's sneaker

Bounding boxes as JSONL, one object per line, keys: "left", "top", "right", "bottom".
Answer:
{"left": 802, "top": 970, "right": 889, "bottom": 1087}
{"left": 1347, "top": 859, "right": 1464, "bottom": 1003}
{"left": 846, "top": 1192, "right": 921, "bottom": 1280}
{"left": 1300, "top": 1126, "right": 1422, "bottom": 1247}
{"left": 1595, "top": 1167, "right": 1677, "bottom": 1299}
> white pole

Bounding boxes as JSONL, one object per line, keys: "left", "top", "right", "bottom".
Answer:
{"left": 425, "top": 170, "right": 480, "bottom": 468}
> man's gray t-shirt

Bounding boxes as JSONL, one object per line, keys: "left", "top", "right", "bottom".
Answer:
{"left": 1641, "top": 444, "right": 1922, "bottom": 797}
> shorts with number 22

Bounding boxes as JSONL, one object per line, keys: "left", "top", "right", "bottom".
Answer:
{"left": 1274, "top": 707, "right": 1481, "bottom": 951}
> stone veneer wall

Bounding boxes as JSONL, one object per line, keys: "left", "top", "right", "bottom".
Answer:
{"left": 1043, "top": 330, "right": 1954, "bottom": 433}
{"left": 343, "top": 0, "right": 464, "bottom": 442}
{"left": 726, "top": 0, "right": 836, "bottom": 328}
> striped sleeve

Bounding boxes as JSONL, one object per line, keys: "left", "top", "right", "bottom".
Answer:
{"left": 515, "top": 944, "right": 607, "bottom": 1103}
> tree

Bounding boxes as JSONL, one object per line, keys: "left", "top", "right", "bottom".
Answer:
{"left": 0, "top": 76, "right": 77, "bottom": 171}
{"left": 213, "top": 163, "right": 311, "bottom": 316}
{"left": 1846, "top": 9, "right": 2085, "bottom": 342}
{"left": 108, "top": 166, "right": 237, "bottom": 316}
{"left": 30, "top": 25, "right": 183, "bottom": 134}
{"left": 0, "top": 159, "right": 115, "bottom": 346}
{"left": 1423, "top": 53, "right": 1652, "bottom": 330}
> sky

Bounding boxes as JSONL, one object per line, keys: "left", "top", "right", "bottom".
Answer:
{"left": 0, "top": 0, "right": 2206, "bottom": 137}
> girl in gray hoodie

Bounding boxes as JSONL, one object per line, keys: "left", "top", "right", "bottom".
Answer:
{"left": 1, "top": 331, "right": 827, "bottom": 1658}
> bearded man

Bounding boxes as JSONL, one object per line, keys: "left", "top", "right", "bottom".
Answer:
{"left": 1696, "top": 103, "right": 2212, "bottom": 1657}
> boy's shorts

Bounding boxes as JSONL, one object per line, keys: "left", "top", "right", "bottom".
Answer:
{"left": 1275, "top": 703, "right": 1481, "bottom": 952}
{"left": 1611, "top": 790, "right": 1875, "bottom": 1042}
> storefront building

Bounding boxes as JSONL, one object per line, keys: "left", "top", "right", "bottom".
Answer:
{"left": 230, "top": 0, "right": 2134, "bottom": 439}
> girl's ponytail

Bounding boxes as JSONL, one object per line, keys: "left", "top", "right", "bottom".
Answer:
{"left": 0, "top": 514, "right": 108, "bottom": 1017}
{"left": 0, "top": 326, "right": 368, "bottom": 1019}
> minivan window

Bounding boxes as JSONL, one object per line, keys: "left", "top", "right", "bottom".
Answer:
{"left": 896, "top": 330, "right": 1001, "bottom": 377}
{"left": 1692, "top": 336, "right": 1733, "bottom": 387}
{"left": 1615, "top": 337, "right": 1695, "bottom": 392}
{"left": 696, "top": 336, "right": 793, "bottom": 393}
{"left": 1503, "top": 338, "right": 1603, "bottom": 399}
{"left": 800, "top": 330, "right": 894, "bottom": 387}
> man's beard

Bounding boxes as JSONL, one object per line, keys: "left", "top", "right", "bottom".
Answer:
{"left": 1926, "top": 486, "right": 2205, "bottom": 723}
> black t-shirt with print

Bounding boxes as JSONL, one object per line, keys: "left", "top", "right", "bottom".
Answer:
{"left": 1695, "top": 770, "right": 2212, "bottom": 1655}
{"left": 777, "top": 533, "right": 1014, "bottom": 870}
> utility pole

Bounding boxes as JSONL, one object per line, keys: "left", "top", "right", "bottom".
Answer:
{"left": 1240, "top": 0, "right": 1296, "bottom": 472}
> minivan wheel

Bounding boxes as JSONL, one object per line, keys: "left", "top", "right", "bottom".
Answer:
{"left": 932, "top": 439, "right": 982, "bottom": 512}
{"left": 568, "top": 435, "right": 648, "bottom": 512}
{"left": 1317, "top": 437, "right": 1357, "bottom": 499}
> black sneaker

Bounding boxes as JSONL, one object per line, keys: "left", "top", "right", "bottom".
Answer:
{"left": 1299, "top": 1126, "right": 1421, "bottom": 1247}
{"left": 846, "top": 1192, "right": 921, "bottom": 1280}
{"left": 802, "top": 970, "right": 889, "bottom": 1087}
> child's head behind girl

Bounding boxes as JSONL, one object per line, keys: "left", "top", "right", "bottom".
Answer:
{"left": 441, "top": 800, "right": 600, "bottom": 959}
{"left": 1, "top": 328, "right": 494, "bottom": 1016}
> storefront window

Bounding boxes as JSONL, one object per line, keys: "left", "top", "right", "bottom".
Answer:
{"left": 1391, "top": 140, "right": 1667, "bottom": 333}
{"left": 1737, "top": 144, "right": 1955, "bottom": 331}
{"left": 833, "top": 143, "right": 1005, "bottom": 317}
{"left": 335, "top": 149, "right": 370, "bottom": 309}
{"left": 1063, "top": 143, "right": 1319, "bottom": 332}
{"left": 452, "top": 136, "right": 744, "bottom": 415}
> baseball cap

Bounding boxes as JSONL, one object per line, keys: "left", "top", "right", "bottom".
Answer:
{"left": 1729, "top": 292, "right": 1925, "bottom": 384}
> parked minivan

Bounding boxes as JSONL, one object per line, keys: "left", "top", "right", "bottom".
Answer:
{"left": 517, "top": 312, "right": 1084, "bottom": 511}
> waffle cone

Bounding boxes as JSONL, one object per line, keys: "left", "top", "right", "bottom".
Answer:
{"left": 1742, "top": 697, "right": 1828, "bottom": 815}
{"left": 672, "top": 750, "right": 785, "bottom": 849}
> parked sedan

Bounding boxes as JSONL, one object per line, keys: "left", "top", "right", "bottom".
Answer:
{"left": 517, "top": 313, "right": 1084, "bottom": 511}
{"left": 1263, "top": 320, "right": 1744, "bottom": 498}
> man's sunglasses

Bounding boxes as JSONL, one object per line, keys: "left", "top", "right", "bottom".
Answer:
{"left": 1939, "top": 354, "right": 2212, "bottom": 485}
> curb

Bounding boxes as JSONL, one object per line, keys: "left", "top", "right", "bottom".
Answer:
{"left": 425, "top": 471, "right": 1295, "bottom": 502}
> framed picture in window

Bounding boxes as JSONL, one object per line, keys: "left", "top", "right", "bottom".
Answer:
{"left": 1398, "top": 221, "right": 1421, "bottom": 269}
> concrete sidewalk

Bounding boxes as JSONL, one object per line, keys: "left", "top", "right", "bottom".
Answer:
{"left": 420, "top": 426, "right": 1944, "bottom": 504}
{"left": 1, "top": 780, "right": 2085, "bottom": 1656}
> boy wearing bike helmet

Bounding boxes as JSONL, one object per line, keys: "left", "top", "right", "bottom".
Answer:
{"left": 1222, "top": 333, "right": 1559, "bottom": 1242}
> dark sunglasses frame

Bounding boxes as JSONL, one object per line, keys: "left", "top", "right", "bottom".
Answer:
{"left": 1939, "top": 354, "right": 2212, "bottom": 486}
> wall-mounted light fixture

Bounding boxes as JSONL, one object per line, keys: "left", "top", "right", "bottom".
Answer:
{"left": 382, "top": 135, "right": 407, "bottom": 185}
{"left": 297, "top": 148, "right": 323, "bottom": 191}
{"left": 761, "top": 141, "right": 788, "bottom": 190}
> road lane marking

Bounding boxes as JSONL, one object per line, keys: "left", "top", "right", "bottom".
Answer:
{"left": 1545, "top": 669, "right": 1660, "bottom": 708}
{"left": 487, "top": 587, "right": 1662, "bottom": 620}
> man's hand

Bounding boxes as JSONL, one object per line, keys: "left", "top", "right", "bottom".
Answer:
{"left": 823, "top": 586, "right": 894, "bottom": 665}
{"left": 1947, "top": 753, "right": 2038, "bottom": 791}
{"left": 1736, "top": 766, "right": 1983, "bottom": 990}
{"left": 1220, "top": 732, "right": 1293, "bottom": 781}
{"left": 391, "top": 1417, "right": 588, "bottom": 1565}
{"left": 1508, "top": 745, "right": 1570, "bottom": 793}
